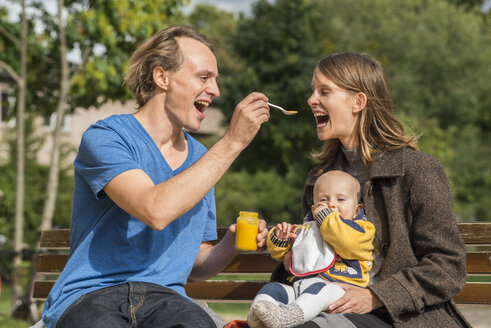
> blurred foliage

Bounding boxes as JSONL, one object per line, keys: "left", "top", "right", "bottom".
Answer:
{"left": 26, "top": 0, "right": 189, "bottom": 112}
{"left": 215, "top": 169, "right": 303, "bottom": 226}
{"left": 446, "top": 0, "right": 488, "bottom": 10}
{"left": 62, "top": 0, "right": 189, "bottom": 108}
{"left": 0, "top": 0, "right": 190, "bottom": 123}
{"left": 0, "top": 120, "right": 73, "bottom": 249}
{"left": 187, "top": 3, "right": 241, "bottom": 78}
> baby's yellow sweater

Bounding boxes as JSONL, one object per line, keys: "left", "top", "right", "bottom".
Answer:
{"left": 267, "top": 209, "right": 375, "bottom": 287}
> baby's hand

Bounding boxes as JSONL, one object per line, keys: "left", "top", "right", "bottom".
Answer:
{"left": 275, "top": 222, "right": 298, "bottom": 239}
{"left": 312, "top": 204, "right": 336, "bottom": 219}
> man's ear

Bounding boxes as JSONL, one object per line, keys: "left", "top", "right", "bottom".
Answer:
{"left": 352, "top": 92, "right": 367, "bottom": 114}
{"left": 153, "top": 66, "right": 169, "bottom": 90}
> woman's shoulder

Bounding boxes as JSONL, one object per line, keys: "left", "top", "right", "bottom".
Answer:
{"left": 388, "top": 148, "right": 449, "bottom": 189}
{"left": 367, "top": 147, "right": 445, "bottom": 181}
{"left": 400, "top": 147, "right": 444, "bottom": 172}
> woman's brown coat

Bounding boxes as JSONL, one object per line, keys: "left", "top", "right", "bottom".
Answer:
{"left": 302, "top": 147, "right": 471, "bottom": 327}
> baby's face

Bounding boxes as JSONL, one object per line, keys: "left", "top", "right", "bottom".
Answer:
{"left": 313, "top": 171, "right": 361, "bottom": 220}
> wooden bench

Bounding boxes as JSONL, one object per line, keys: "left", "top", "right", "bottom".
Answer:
{"left": 33, "top": 222, "right": 491, "bottom": 304}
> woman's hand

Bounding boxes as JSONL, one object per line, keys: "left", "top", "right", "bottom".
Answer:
{"left": 327, "top": 283, "right": 383, "bottom": 314}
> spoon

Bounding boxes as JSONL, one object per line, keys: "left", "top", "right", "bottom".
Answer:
{"left": 267, "top": 102, "right": 298, "bottom": 115}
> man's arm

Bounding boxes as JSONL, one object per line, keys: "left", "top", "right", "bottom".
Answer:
{"left": 189, "top": 219, "right": 268, "bottom": 281}
{"left": 104, "top": 93, "right": 269, "bottom": 231}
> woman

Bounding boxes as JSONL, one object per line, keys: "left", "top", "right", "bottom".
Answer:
{"left": 272, "top": 52, "right": 471, "bottom": 328}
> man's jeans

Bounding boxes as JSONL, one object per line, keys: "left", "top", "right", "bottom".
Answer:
{"left": 56, "top": 282, "right": 217, "bottom": 328}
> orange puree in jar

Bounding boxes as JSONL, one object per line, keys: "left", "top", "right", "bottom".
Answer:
{"left": 235, "top": 211, "right": 259, "bottom": 251}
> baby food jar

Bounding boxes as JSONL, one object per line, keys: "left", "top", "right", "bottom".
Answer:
{"left": 235, "top": 211, "right": 259, "bottom": 251}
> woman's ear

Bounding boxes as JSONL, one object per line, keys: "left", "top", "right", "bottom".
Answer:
{"left": 153, "top": 66, "right": 169, "bottom": 90}
{"left": 352, "top": 92, "right": 367, "bottom": 114}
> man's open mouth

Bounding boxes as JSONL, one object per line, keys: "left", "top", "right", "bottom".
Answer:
{"left": 314, "top": 112, "right": 329, "bottom": 127}
{"left": 194, "top": 100, "right": 209, "bottom": 113}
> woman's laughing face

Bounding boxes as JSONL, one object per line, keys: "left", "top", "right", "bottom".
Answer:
{"left": 307, "top": 68, "right": 360, "bottom": 149}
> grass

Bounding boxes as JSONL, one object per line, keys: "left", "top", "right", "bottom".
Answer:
{"left": 0, "top": 316, "right": 31, "bottom": 328}
{"left": 467, "top": 275, "right": 491, "bottom": 282}
{"left": 206, "top": 274, "right": 267, "bottom": 320}
{"left": 0, "top": 285, "right": 35, "bottom": 328}
{"left": 209, "top": 302, "right": 251, "bottom": 319}
{"left": 211, "top": 274, "right": 270, "bottom": 280}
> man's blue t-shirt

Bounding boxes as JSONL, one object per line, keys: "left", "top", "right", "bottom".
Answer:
{"left": 42, "top": 114, "right": 217, "bottom": 327}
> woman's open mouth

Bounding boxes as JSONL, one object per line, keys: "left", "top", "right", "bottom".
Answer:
{"left": 314, "top": 112, "right": 329, "bottom": 128}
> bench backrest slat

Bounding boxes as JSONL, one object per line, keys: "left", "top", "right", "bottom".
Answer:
{"left": 36, "top": 253, "right": 279, "bottom": 275}
{"left": 39, "top": 224, "right": 491, "bottom": 248}
{"left": 458, "top": 222, "right": 491, "bottom": 244}
{"left": 466, "top": 252, "right": 491, "bottom": 274}
{"left": 39, "top": 229, "right": 70, "bottom": 249}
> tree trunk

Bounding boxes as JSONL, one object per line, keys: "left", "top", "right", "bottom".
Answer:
{"left": 10, "top": 0, "right": 33, "bottom": 320}
{"left": 12, "top": 0, "right": 27, "bottom": 301}
{"left": 39, "top": 0, "right": 70, "bottom": 233}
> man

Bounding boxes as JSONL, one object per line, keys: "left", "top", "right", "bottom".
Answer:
{"left": 41, "top": 25, "right": 270, "bottom": 328}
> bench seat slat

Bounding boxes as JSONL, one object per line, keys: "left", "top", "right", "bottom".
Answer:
{"left": 33, "top": 281, "right": 56, "bottom": 300}
{"left": 185, "top": 280, "right": 265, "bottom": 301}
{"left": 37, "top": 254, "right": 68, "bottom": 274}
{"left": 466, "top": 252, "right": 491, "bottom": 274}
{"left": 453, "top": 282, "right": 491, "bottom": 304}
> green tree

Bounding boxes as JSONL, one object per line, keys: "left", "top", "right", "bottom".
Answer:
{"left": 222, "top": 0, "right": 323, "bottom": 175}
{"left": 215, "top": 169, "right": 302, "bottom": 226}
{"left": 187, "top": 3, "right": 240, "bottom": 79}
{"left": 446, "top": 0, "right": 487, "bottom": 10}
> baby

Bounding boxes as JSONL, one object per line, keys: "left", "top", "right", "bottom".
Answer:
{"left": 248, "top": 170, "right": 375, "bottom": 328}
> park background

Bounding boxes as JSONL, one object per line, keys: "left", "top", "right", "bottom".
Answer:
{"left": 0, "top": 0, "right": 490, "bottom": 326}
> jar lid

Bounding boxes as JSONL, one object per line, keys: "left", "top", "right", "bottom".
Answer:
{"left": 239, "top": 211, "right": 258, "bottom": 218}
